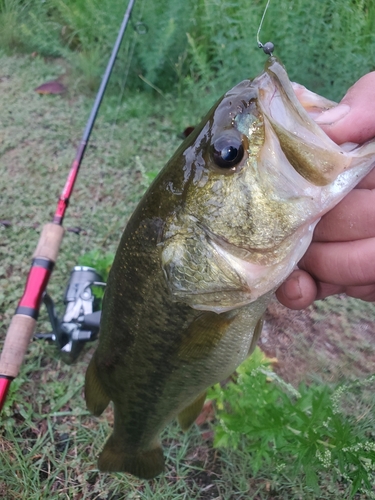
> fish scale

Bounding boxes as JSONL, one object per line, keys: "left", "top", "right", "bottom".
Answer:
{"left": 85, "top": 57, "right": 375, "bottom": 479}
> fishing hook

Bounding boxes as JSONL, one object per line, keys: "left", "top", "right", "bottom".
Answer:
{"left": 132, "top": 20, "right": 148, "bottom": 35}
{"left": 256, "top": 0, "right": 274, "bottom": 55}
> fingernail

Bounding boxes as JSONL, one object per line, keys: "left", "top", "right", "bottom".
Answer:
{"left": 315, "top": 103, "right": 350, "bottom": 125}
{"left": 283, "top": 277, "right": 302, "bottom": 301}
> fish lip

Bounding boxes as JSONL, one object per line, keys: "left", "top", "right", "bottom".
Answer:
{"left": 253, "top": 57, "right": 355, "bottom": 186}
{"left": 264, "top": 58, "right": 312, "bottom": 115}
{"left": 255, "top": 56, "right": 330, "bottom": 135}
{"left": 191, "top": 216, "right": 248, "bottom": 257}
{"left": 191, "top": 216, "right": 274, "bottom": 261}
{"left": 256, "top": 57, "right": 309, "bottom": 128}
{"left": 258, "top": 57, "right": 341, "bottom": 148}
{"left": 187, "top": 215, "right": 318, "bottom": 311}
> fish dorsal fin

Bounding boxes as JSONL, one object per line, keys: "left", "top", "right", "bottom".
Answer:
{"left": 178, "top": 311, "right": 236, "bottom": 362}
{"left": 178, "top": 392, "right": 207, "bottom": 431}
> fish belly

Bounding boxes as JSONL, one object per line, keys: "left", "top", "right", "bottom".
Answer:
{"left": 85, "top": 293, "right": 270, "bottom": 479}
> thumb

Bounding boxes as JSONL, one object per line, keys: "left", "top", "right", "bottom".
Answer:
{"left": 315, "top": 72, "right": 375, "bottom": 145}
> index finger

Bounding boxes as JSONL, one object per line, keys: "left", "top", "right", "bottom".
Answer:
{"left": 316, "top": 72, "right": 375, "bottom": 145}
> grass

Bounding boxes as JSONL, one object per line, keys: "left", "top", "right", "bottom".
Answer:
{"left": 1, "top": 0, "right": 375, "bottom": 104}
{"left": 2, "top": 51, "right": 375, "bottom": 500}
{"left": 1, "top": 341, "right": 218, "bottom": 499}
{"left": 0, "top": 52, "right": 182, "bottom": 330}
{"left": 1, "top": 1, "right": 375, "bottom": 496}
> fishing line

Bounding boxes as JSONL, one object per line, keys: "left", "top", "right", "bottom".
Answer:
{"left": 109, "top": 18, "right": 146, "bottom": 139}
{"left": 109, "top": 0, "right": 148, "bottom": 140}
{"left": 111, "top": 0, "right": 148, "bottom": 134}
{"left": 256, "top": 0, "right": 274, "bottom": 55}
{"left": 82, "top": 0, "right": 148, "bottom": 254}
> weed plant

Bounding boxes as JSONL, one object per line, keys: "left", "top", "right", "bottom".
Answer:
{"left": 78, "top": 250, "right": 115, "bottom": 282}
{"left": 1, "top": 0, "right": 374, "bottom": 108}
{"left": 209, "top": 348, "right": 375, "bottom": 498}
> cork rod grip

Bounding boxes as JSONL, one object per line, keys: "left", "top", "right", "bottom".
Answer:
{"left": 33, "top": 223, "right": 65, "bottom": 261}
{"left": 0, "top": 223, "right": 65, "bottom": 378}
{"left": 0, "top": 315, "right": 36, "bottom": 378}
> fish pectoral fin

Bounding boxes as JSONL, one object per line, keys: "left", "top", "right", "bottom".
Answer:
{"left": 85, "top": 357, "right": 111, "bottom": 416}
{"left": 247, "top": 316, "right": 264, "bottom": 356}
{"left": 98, "top": 435, "right": 165, "bottom": 479}
{"left": 178, "top": 392, "right": 207, "bottom": 431}
{"left": 178, "top": 310, "right": 236, "bottom": 362}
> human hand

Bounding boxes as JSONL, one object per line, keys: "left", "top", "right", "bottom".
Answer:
{"left": 277, "top": 72, "right": 375, "bottom": 309}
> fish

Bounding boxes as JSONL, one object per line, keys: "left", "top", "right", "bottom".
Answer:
{"left": 85, "top": 57, "right": 375, "bottom": 479}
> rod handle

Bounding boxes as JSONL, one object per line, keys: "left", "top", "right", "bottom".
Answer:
{"left": 34, "top": 222, "right": 65, "bottom": 261}
{"left": 0, "top": 315, "right": 36, "bottom": 378}
{"left": 0, "top": 223, "right": 64, "bottom": 379}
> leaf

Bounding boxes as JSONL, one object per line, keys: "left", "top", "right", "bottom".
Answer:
{"left": 304, "top": 465, "right": 320, "bottom": 495}
{"left": 350, "top": 471, "right": 365, "bottom": 498}
{"left": 34, "top": 79, "right": 66, "bottom": 94}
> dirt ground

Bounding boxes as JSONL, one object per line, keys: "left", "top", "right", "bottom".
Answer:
{"left": 260, "top": 295, "right": 375, "bottom": 386}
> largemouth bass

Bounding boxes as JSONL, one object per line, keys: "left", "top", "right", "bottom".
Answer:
{"left": 85, "top": 57, "right": 375, "bottom": 479}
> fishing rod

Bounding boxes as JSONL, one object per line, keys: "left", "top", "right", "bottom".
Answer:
{"left": 0, "top": 0, "right": 137, "bottom": 412}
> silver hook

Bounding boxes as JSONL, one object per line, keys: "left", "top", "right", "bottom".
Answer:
{"left": 256, "top": 0, "right": 274, "bottom": 55}
{"left": 131, "top": 19, "right": 148, "bottom": 35}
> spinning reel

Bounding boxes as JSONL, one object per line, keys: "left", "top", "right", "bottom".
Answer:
{"left": 35, "top": 266, "right": 105, "bottom": 364}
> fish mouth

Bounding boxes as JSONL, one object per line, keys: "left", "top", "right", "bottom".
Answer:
{"left": 261, "top": 58, "right": 335, "bottom": 124}
{"left": 252, "top": 57, "right": 352, "bottom": 186}
{"left": 258, "top": 57, "right": 334, "bottom": 139}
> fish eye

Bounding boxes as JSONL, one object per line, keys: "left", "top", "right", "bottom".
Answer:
{"left": 212, "top": 136, "right": 244, "bottom": 170}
